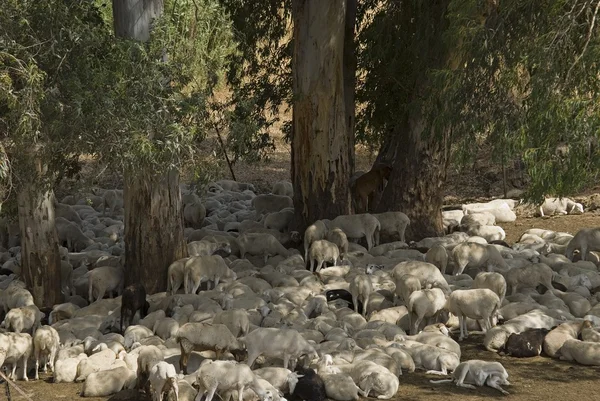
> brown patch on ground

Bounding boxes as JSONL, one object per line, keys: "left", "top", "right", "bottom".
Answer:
{"left": 500, "top": 211, "right": 600, "bottom": 244}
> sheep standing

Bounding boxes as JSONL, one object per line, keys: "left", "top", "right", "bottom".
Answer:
{"left": 120, "top": 283, "right": 149, "bottom": 333}
{"left": 407, "top": 288, "right": 446, "bottom": 335}
{"left": 33, "top": 325, "right": 60, "bottom": 380}
{"left": 425, "top": 244, "right": 448, "bottom": 274}
{"left": 167, "top": 257, "right": 190, "bottom": 295}
{"left": 304, "top": 220, "right": 328, "bottom": 261}
{"left": 176, "top": 322, "right": 244, "bottom": 374}
{"left": 565, "top": 227, "right": 600, "bottom": 261}
{"left": 149, "top": 361, "right": 180, "bottom": 401}
{"left": 243, "top": 327, "right": 319, "bottom": 370}
{"left": 194, "top": 359, "right": 268, "bottom": 401}
{"left": 183, "top": 255, "right": 236, "bottom": 294}
{"left": 1, "top": 304, "right": 43, "bottom": 333}
{"left": 472, "top": 272, "right": 507, "bottom": 303}
{"left": 238, "top": 233, "right": 291, "bottom": 264}
{"left": 326, "top": 228, "right": 348, "bottom": 260}
{"left": 372, "top": 211, "right": 410, "bottom": 243}
{"left": 308, "top": 240, "right": 340, "bottom": 273}
{"left": 0, "top": 332, "right": 32, "bottom": 381}
{"left": 452, "top": 242, "right": 508, "bottom": 275}
{"left": 503, "top": 263, "right": 554, "bottom": 295}
{"left": 88, "top": 265, "right": 124, "bottom": 303}
{"left": 349, "top": 271, "right": 372, "bottom": 316}
{"left": 394, "top": 274, "right": 422, "bottom": 306}
{"left": 329, "top": 214, "right": 381, "bottom": 250}
{"left": 445, "top": 289, "right": 501, "bottom": 340}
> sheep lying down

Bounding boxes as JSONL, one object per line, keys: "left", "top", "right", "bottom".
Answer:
{"left": 430, "top": 360, "right": 510, "bottom": 395}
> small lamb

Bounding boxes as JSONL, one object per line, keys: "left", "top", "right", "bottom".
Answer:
{"left": 430, "top": 359, "right": 510, "bottom": 395}
{"left": 308, "top": 240, "right": 340, "bottom": 273}
{"left": 33, "top": 325, "right": 61, "bottom": 380}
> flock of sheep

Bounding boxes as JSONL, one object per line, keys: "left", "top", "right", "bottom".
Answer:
{"left": 0, "top": 179, "right": 599, "bottom": 401}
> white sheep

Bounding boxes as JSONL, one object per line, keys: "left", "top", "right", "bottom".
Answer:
{"left": 264, "top": 208, "right": 294, "bottom": 232}
{"left": 543, "top": 321, "right": 584, "bottom": 358}
{"left": 304, "top": 220, "right": 328, "bottom": 261}
{"left": 566, "top": 228, "right": 600, "bottom": 261}
{"left": 472, "top": 272, "right": 507, "bottom": 303}
{"left": 238, "top": 233, "right": 291, "bottom": 264}
{"left": 395, "top": 340, "right": 460, "bottom": 375}
{"left": 176, "top": 322, "right": 244, "bottom": 374}
{"left": 452, "top": 242, "right": 508, "bottom": 275}
{"left": 394, "top": 274, "right": 422, "bottom": 306}
{"left": 308, "top": 240, "right": 340, "bottom": 273}
{"left": 581, "top": 320, "right": 600, "bottom": 342}
{"left": 81, "top": 365, "right": 137, "bottom": 397}
{"left": 252, "top": 194, "right": 293, "bottom": 217}
{"left": 212, "top": 309, "right": 250, "bottom": 337}
{"left": 430, "top": 359, "right": 510, "bottom": 395}
{"left": 460, "top": 212, "right": 496, "bottom": 227}
{"left": 349, "top": 272, "right": 373, "bottom": 317}
{"left": 392, "top": 261, "right": 450, "bottom": 293}
{"left": 272, "top": 180, "right": 293, "bottom": 197}
{"left": 253, "top": 367, "right": 294, "bottom": 394}
{"left": 183, "top": 255, "right": 236, "bottom": 294}
{"left": 503, "top": 263, "right": 555, "bottom": 295}
{"left": 1, "top": 281, "right": 34, "bottom": 312}
{"left": 149, "top": 361, "right": 180, "bottom": 401}
{"left": 153, "top": 317, "right": 180, "bottom": 341}
{"left": 194, "top": 359, "right": 269, "bottom": 401}
{"left": 558, "top": 338, "right": 600, "bottom": 365}
{"left": 334, "top": 360, "right": 399, "bottom": 399}
{"left": 483, "top": 309, "right": 560, "bottom": 352}
{"left": 372, "top": 211, "right": 410, "bottom": 243}
{"left": 407, "top": 288, "right": 446, "bottom": 335}
{"left": 88, "top": 265, "right": 124, "bottom": 303}
{"left": 329, "top": 214, "right": 381, "bottom": 250}
{"left": 540, "top": 197, "right": 583, "bottom": 217}
{"left": 464, "top": 224, "right": 506, "bottom": 242}
{"left": 166, "top": 257, "right": 190, "bottom": 295}
{"left": 445, "top": 289, "right": 501, "bottom": 340}
{"left": 33, "top": 325, "right": 60, "bottom": 380}
{"left": 425, "top": 244, "right": 448, "bottom": 274}
{"left": 187, "top": 240, "right": 231, "bottom": 257}
{"left": 75, "top": 348, "right": 122, "bottom": 382}
{"left": 124, "top": 325, "right": 155, "bottom": 349}
{"left": 54, "top": 353, "right": 88, "bottom": 383}
{"left": 243, "top": 327, "right": 319, "bottom": 370}
{"left": 0, "top": 332, "right": 32, "bottom": 380}
{"left": 325, "top": 228, "right": 349, "bottom": 260}
{"left": 1, "top": 304, "right": 43, "bottom": 333}
{"left": 136, "top": 345, "right": 164, "bottom": 391}
{"left": 315, "top": 355, "right": 366, "bottom": 401}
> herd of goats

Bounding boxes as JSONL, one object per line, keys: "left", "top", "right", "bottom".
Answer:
{"left": 0, "top": 178, "right": 598, "bottom": 401}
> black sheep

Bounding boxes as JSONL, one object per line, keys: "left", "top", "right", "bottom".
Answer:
{"left": 503, "top": 328, "right": 550, "bottom": 357}
{"left": 120, "top": 283, "right": 149, "bottom": 333}
{"left": 325, "top": 289, "right": 363, "bottom": 313}
{"left": 290, "top": 366, "right": 327, "bottom": 401}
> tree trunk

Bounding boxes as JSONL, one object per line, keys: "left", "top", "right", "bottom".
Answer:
{"left": 376, "top": 116, "right": 450, "bottom": 240}
{"left": 17, "top": 181, "right": 62, "bottom": 308}
{"left": 112, "top": 0, "right": 164, "bottom": 41}
{"left": 344, "top": 0, "right": 357, "bottom": 175}
{"left": 375, "top": 1, "right": 455, "bottom": 240}
{"left": 123, "top": 169, "right": 186, "bottom": 293}
{"left": 291, "top": 0, "right": 352, "bottom": 232}
{"left": 113, "top": 0, "right": 186, "bottom": 293}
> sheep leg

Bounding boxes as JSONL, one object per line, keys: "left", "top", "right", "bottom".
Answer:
{"left": 214, "top": 277, "right": 220, "bottom": 288}
{"left": 316, "top": 260, "right": 324, "bottom": 273}
{"left": 463, "top": 315, "right": 470, "bottom": 339}
{"left": 426, "top": 369, "right": 448, "bottom": 376}
{"left": 363, "top": 294, "right": 370, "bottom": 316}
{"left": 246, "top": 352, "right": 260, "bottom": 369}
{"left": 21, "top": 356, "right": 28, "bottom": 381}
{"left": 95, "top": 287, "right": 106, "bottom": 303}
{"left": 34, "top": 355, "right": 39, "bottom": 380}
{"left": 237, "top": 384, "right": 245, "bottom": 401}
{"left": 411, "top": 314, "right": 422, "bottom": 336}
{"left": 581, "top": 245, "right": 588, "bottom": 261}
{"left": 282, "top": 353, "right": 290, "bottom": 370}
{"left": 204, "top": 385, "right": 218, "bottom": 401}
{"left": 487, "top": 379, "right": 510, "bottom": 395}
{"left": 366, "top": 234, "right": 373, "bottom": 251}
{"left": 458, "top": 315, "right": 466, "bottom": 340}
{"left": 352, "top": 295, "right": 359, "bottom": 314}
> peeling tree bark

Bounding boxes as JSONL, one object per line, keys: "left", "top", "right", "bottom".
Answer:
{"left": 123, "top": 169, "right": 186, "bottom": 293}
{"left": 17, "top": 172, "right": 62, "bottom": 308}
{"left": 113, "top": 0, "right": 186, "bottom": 293}
{"left": 291, "top": 0, "right": 352, "bottom": 232}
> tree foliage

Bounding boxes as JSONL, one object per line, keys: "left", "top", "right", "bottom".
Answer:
{"left": 0, "top": 0, "right": 237, "bottom": 200}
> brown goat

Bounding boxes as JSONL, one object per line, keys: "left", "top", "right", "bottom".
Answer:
{"left": 351, "top": 164, "right": 392, "bottom": 213}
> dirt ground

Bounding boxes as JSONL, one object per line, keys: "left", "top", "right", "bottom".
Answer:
{"left": 6, "top": 212, "right": 600, "bottom": 400}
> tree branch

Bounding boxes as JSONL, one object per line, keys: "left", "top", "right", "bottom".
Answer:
{"left": 566, "top": 0, "right": 600, "bottom": 81}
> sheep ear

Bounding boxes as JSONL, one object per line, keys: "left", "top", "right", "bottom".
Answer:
{"left": 295, "top": 374, "right": 304, "bottom": 378}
